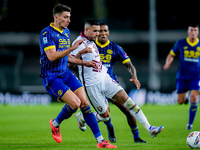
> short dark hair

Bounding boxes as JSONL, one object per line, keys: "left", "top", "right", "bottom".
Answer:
{"left": 85, "top": 18, "right": 99, "bottom": 26}
{"left": 53, "top": 4, "right": 71, "bottom": 16}
{"left": 99, "top": 22, "right": 107, "bottom": 26}
{"left": 188, "top": 22, "right": 199, "bottom": 28}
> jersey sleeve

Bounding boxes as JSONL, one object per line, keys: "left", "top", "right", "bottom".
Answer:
{"left": 170, "top": 40, "right": 180, "bottom": 56}
{"left": 40, "top": 29, "right": 56, "bottom": 52}
{"left": 116, "top": 44, "right": 130, "bottom": 64}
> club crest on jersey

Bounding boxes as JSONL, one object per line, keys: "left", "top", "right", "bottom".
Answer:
{"left": 97, "top": 106, "right": 103, "bottom": 112}
{"left": 65, "top": 33, "right": 69, "bottom": 37}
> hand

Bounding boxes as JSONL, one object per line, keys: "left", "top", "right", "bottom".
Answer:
{"left": 130, "top": 77, "right": 141, "bottom": 90}
{"left": 163, "top": 63, "right": 170, "bottom": 70}
{"left": 85, "top": 61, "right": 98, "bottom": 69}
{"left": 79, "top": 47, "right": 92, "bottom": 55}
{"left": 72, "top": 39, "right": 85, "bottom": 50}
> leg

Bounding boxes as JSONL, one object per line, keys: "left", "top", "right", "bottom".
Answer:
{"left": 187, "top": 90, "right": 198, "bottom": 130}
{"left": 64, "top": 75, "right": 117, "bottom": 148}
{"left": 77, "top": 84, "right": 117, "bottom": 143}
{"left": 46, "top": 77, "right": 81, "bottom": 143}
{"left": 112, "top": 100, "right": 137, "bottom": 128}
{"left": 190, "top": 90, "right": 199, "bottom": 103}
{"left": 112, "top": 89, "right": 164, "bottom": 138}
{"left": 177, "top": 79, "right": 199, "bottom": 130}
{"left": 54, "top": 90, "right": 80, "bottom": 125}
{"left": 104, "top": 77, "right": 163, "bottom": 138}
{"left": 177, "top": 93, "right": 186, "bottom": 104}
{"left": 92, "top": 107, "right": 116, "bottom": 143}
{"left": 74, "top": 87, "right": 103, "bottom": 143}
{"left": 50, "top": 90, "right": 81, "bottom": 142}
{"left": 74, "top": 87, "right": 116, "bottom": 148}
{"left": 112, "top": 100, "right": 146, "bottom": 143}
{"left": 176, "top": 79, "right": 188, "bottom": 105}
{"left": 98, "top": 108, "right": 116, "bottom": 143}
{"left": 112, "top": 90, "right": 150, "bottom": 130}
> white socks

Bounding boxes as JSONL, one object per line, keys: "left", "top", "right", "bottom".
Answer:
{"left": 52, "top": 119, "right": 60, "bottom": 127}
{"left": 124, "top": 97, "right": 151, "bottom": 131}
{"left": 96, "top": 135, "right": 104, "bottom": 143}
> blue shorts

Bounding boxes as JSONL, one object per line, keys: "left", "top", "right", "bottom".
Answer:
{"left": 42, "top": 71, "right": 83, "bottom": 101}
{"left": 176, "top": 78, "right": 200, "bottom": 94}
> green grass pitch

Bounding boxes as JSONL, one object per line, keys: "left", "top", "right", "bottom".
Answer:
{"left": 0, "top": 103, "right": 199, "bottom": 150}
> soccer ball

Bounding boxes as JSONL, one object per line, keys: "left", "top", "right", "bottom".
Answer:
{"left": 187, "top": 131, "right": 200, "bottom": 149}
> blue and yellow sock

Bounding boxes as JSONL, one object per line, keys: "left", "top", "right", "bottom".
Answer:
{"left": 188, "top": 102, "right": 198, "bottom": 125}
{"left": 131, "top": 125, "right": 140, "bottom": 139}
{"left": 81, "top": 105, "right": 103, "bottom": 142}
{"left": 55, "top": 104, "right": 76, "bottom": 125}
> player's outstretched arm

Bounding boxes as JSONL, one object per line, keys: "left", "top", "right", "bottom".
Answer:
{"left": 68, "top": 47, "right": 93, "bottom": 69}
{"left": 68, "top": 54, "right": 98, "bottom": 69}
{"left": 163, "top": 53, "right": 174, "bottom": 70}
{"left": 124, "top": 61, "right": 141, "bottom": 90}
{"left": 74, "top": 47, "right": 93, "bottom": 59}
{"left": 45, "top": 39, "right": 84, "bottom": 62}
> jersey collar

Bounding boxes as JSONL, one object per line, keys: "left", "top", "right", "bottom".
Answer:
{"left": 80, "top": 32, "right": 89, "bottom": 40}
{"left": 95, "top": 39, "right": 110, "bottom": 48}
{"left": 50, "top": 23, "right": 64, "bottom": 34}
{"left": 186, "top": 37, "right": 199, "bottom": 47}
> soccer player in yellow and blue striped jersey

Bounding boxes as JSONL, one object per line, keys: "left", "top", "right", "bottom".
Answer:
{"left": 164, "top": 23, "right": 200, "bottom": 130}
{"left": 39, "top": 4, "right": 117, "bottom": 148}
{"left": 95, "top": 23, "right": 146, "bottom": 143}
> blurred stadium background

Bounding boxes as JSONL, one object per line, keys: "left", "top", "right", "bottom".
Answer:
{"left": 0, "top": 0, "right": 199, "bottom": 105}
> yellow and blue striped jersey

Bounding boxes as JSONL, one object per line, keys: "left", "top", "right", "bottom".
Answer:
{"left": 170, "top": 37, "right": 200, "bottom": 80}
{"left": 39, "top": 23, "right": 71, "bottom": 77}
{"left": 95, "top": 39, "right": 130, "bottom": 81}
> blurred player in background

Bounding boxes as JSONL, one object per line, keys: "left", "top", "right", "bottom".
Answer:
{"left": 39, "top": 4, "right": 117, "bottom": 148}
{"left": 163, "top": 23, "right": 200, "bottom": 130}
{"left": 94, "top": 23, "right": 146, "bottom": 143}
{"left": 71, "top": 19, "right": 164, "bottom": 142}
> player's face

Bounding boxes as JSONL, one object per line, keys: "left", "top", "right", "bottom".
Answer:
{"left": 87, "top": 25, "right": 100, "bottom": 41}
{"left": 56, "top": 11, "right": 71, "bottom": 29}
{"left": 188, "top": 26, "right": 199, "bottom": 41}
{"left": 98, "top": 25, "right": 109, "bottom": 44}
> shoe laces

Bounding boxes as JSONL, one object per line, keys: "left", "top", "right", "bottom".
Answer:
{"left": 100, "top": 141, "right": 109, "bottom": 147}
{"left": 54, "top": 127, "right": 60, "bottom": 135}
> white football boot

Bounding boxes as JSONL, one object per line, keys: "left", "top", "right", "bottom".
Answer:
{"left": 76, "top": 112, "right": 86, "bottom": 131}
{"left": 148, "top": 126, "right": 164, "bottom": 138}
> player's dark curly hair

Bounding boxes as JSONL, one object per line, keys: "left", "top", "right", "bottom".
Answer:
{"left": 53, "top": 4, "right": 71, "bottom": 16}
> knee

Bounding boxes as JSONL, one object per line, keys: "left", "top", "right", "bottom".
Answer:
{"left": 99, "top": 113, "right": 111, "bottom": 122}
{"left": 177, "top": 97, "right": 185, "bottom": 104}
{"left": 100, "top": 113, "right": 110, "bottom": 118}
{"left": 80, "top": 98, "right": 89, "bottom": 108}
{"left": 190, "top": 94, "right": 198, "bottom": 103}
{"left": 99, "top": 109, "right": 111, "bottom": 121}
{"left": 177, "top": 99, "right": 183, "bottom": 104}
{"left": 70, "top": 98, "right": 81, "bottom": 110}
